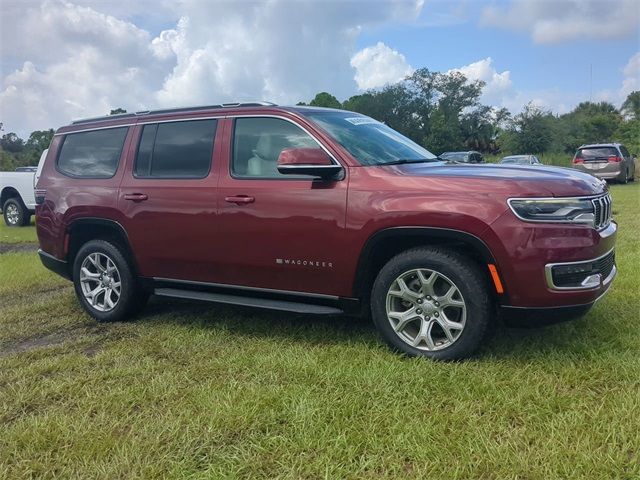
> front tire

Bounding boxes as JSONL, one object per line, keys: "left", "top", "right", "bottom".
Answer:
{"left": 371, "top": 247, "right": 492, "bottom": 361}
{"left": 72, "top": 240, "right": 148, "bottom": 322}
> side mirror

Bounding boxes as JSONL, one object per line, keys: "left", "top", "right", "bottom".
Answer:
{"left": 277, "top": 148, "right": 343, "bottom": 179}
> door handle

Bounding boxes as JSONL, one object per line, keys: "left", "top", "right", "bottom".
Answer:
{"left": 123, "top": 193, "right": 148, "bottom": 202}
{"left": 225, "top": 195, "right": 255, "bottom": 205}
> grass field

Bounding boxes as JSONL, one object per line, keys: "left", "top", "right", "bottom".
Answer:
{"left": 1, "top": 183, "right": 639, "bottom": 479}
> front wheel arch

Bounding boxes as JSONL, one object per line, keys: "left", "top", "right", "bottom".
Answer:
{"left": 352, "top": 227, "right": 501, "bottom": 304}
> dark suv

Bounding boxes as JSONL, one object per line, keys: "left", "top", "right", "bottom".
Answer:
{"left": 36, "top": 103, "right": 617, "bottom": 360}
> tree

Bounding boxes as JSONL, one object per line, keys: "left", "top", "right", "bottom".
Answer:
{"left": 558, "top": 101, "right": 621, "bottom": 152}
{"left": 26, "top": 129, "right": 54, "bottom": 152}
{"left": 621, "top": 91, "right": 640, "bottom": 120}
{"left": 308, "top": 92, "right": 341, "bottom": 109}
{"left": 110, "top": 108, "right": 127, "bottom": 115}
{"left": 0, "top": 132, "right": 25, "bottom": 153}
{"left": 500, "top": 103, "right": 554, "bottom": 154}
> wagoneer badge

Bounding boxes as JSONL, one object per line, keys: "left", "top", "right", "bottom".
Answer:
{"left": 276, "top": 258, "right": 333, "bottom": 268}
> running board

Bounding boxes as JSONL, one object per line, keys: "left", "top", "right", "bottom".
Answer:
{"left": 154, "top": 288, "right": 344, "bottom": 315}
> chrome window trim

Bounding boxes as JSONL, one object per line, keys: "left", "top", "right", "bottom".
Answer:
{"left": 544, "top": 248, "right": 616, "bottom": 291}
{"left": 54, "top": 113, "right": 342, "bottom": 168}
{"left": 226, "top": 113, "right": 343, "bottom": 168}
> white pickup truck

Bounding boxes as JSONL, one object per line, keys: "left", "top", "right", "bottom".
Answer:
{"left": 0, "top": 149, "right": 47, "bottom": 226}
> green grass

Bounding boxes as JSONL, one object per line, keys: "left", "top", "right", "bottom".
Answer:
{"left": 0, "top": 217, "right": 37, "bottom": 244}
{"left": 1, "top": 183, "right": 639, "bottom": 479}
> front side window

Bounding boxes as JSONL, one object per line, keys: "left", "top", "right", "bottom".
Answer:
{"left": 304, "top": 111, "right": 438, "bottom": 166}
{"left": 232, "top": 117, "right": 319, "bottom": 178}
{"left": 135, "top": 119, "right": 217, "bottom": 178}
{"left": 57, "top": 127, "right": 128, "bottom": 178}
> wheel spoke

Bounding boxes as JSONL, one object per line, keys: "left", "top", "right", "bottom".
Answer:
{"left": 438, "top": 284, "right": 464, "bottom": 308}
{"left": 417, "top": 270, "right": 437, "bottom": 296}
{"left": 412, "top": 319, "right": 436, "bottom": 350}
{"left": 388, "top": 306, "right": 418, "bottom": 332}
{"left": 389, "top": 276, "right": 420, "bottom": 302}
{"left": 80, "top": 267, "right": 100, "bottom": 280}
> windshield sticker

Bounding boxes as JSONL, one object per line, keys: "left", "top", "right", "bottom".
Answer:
{"left": 344, "top": 117, "right": 380, "bottom": 125}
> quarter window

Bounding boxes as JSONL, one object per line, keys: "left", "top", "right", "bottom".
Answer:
{"left": 135, "top": 119, "right": 217, "bottom": 178}
{"left": 57, "top": 127, "right": 128, "bottom": 178}
{"left": 232, "top": 118, "right": 319, "bottom": 178}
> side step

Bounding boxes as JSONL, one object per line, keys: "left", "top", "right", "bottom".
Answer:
{"left": 154, "top": 288, "right": 344, "bottom": 315}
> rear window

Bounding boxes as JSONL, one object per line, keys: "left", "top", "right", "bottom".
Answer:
{"left": 577, "top": 147, "right": 618, "bottom": 160}
{"left": 57, "top": 127, "right": 128, "bottom": 178}
{"left": 135, "top": 119, "right": 217, "bottom": 178}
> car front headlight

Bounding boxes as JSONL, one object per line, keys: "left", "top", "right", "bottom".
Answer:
{"left": 508, "top": 198, "right": 595, "bottom": 225}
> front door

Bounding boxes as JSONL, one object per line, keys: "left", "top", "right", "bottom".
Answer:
{"left": 118, "top": 118, "right": 222, "bottom": 281}
{"left": 214, "top": 116, "right": 349, "bottom": 297}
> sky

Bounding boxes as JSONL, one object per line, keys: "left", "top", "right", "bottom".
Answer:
{"left": 0, "top": 0, "right": 638, "bottom": 137}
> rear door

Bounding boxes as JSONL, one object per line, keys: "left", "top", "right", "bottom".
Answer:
{"left": 119, "top": 117, "right": 222, "bottom": 281}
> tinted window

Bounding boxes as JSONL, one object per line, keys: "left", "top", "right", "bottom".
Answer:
{"left": 232, "top": 118, "right": 318, "bottom": 178}
{"left": 620, "top": 145, "right": 630, "bottom": 158}
{"left": 135, "top": 120, "right": 217, "bottom": 178}
{"left": 58, "top": 127, "right": 128, "bottom": 178}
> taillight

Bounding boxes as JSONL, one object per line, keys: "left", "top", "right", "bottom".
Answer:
{"left": 607, "top": 155, "right": 622, "bottom": 163}
{"left": 573, "top": 157, "right": 584, "bottom": 164}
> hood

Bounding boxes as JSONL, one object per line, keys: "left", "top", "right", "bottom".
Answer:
{"left": 379, "top": 162, "right": 608, "bottom": 197}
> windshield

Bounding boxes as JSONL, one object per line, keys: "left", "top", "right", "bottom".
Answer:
{"left": 303, "top": 111, "right": 438, "bottom": 166}
{"left": 441, "top": 152, "right": 469, "bottom": 162}
{"left": 501, "top": 156, "right": 528, "bottom": 164}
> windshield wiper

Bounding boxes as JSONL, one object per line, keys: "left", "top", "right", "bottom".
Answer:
{"left": 380, "top": 158, "right": 441, "bottom": 166}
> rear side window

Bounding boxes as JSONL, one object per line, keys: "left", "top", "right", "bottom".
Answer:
{"left": 57, "top": 127, "right": 128, "bottom": 178}
{"left": 619, "top": 145, "right": 630, "bottom": 158}
{"left": 134, "top": 119, "right": 217, "bottom": 178}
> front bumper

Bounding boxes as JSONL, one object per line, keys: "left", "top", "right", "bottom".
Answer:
{"left": 486, "top": 211, "right": 617, "bottom": 308}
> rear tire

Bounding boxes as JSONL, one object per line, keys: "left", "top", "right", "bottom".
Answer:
{"left": 371, "top": 247, "right": 492, "bottom": 361}
{"left": 72, "top": 239, "right": 148, "bottom": 322}
{"left": 3, "top": 198, "right": 28, "bottom": 227}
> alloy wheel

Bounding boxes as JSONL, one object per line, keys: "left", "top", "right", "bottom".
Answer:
{"left": 5, "top": 203, "right": 19, "bottom": 225}
{"left": 385, "top": 268, "right": 467, "bottom": 351}
{"left": 79, "top": 252, "right": 122, "bottom": 312}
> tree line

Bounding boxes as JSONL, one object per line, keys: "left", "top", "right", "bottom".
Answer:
{"left": 2, "top": 70, "right": 639, "bottom": 171}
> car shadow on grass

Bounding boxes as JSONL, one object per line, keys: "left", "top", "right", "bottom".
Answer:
{"left": 132, "top": 296, "right": 613, "bottom": 361}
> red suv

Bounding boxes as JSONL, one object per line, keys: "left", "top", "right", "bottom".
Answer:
{"left": 35, "top": 103, "right": 617, "bottom": 360}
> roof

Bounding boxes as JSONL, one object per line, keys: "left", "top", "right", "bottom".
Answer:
{"left": 578, "top": 143, "right": 621, "bottom": 148}
{"left": 70, "top": 101, "right": 279, "bottom": 125}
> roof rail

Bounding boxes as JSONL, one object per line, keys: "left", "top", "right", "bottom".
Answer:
{"left": 70, "top": 101, "right": 278, "bottom": 125}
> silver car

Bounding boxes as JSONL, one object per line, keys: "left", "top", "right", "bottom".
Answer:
{"left": 572, "top": 143, "right": 636, "bottom": 183}
{"left": 499, "top": 155, "right": 541, "bottom": 165}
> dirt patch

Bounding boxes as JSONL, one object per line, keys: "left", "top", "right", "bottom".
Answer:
{"left": 0, "top": 242, "right": 39, "bottom": 254}
{"left": 0, "top": 324, "right": 117, "bottom": 358}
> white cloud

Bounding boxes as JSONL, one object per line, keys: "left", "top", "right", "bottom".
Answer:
{"left": 621, "top": 52, "right": 640, "bottom": 97}
{"left": 449, "top": 57, "right": 512, "bottom": 104}
{"left": 350, "top": 42, "right": 414, "bottom": 90}
{"left": 0, "top": 0, "right": 424, "bottom": 136}
{"left": 481, "top": 0, "right": 640, "bottom": 44}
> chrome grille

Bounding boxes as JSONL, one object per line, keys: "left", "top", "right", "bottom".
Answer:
{"left": 591, "top": 194, "right": 612, "bottom": 229}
